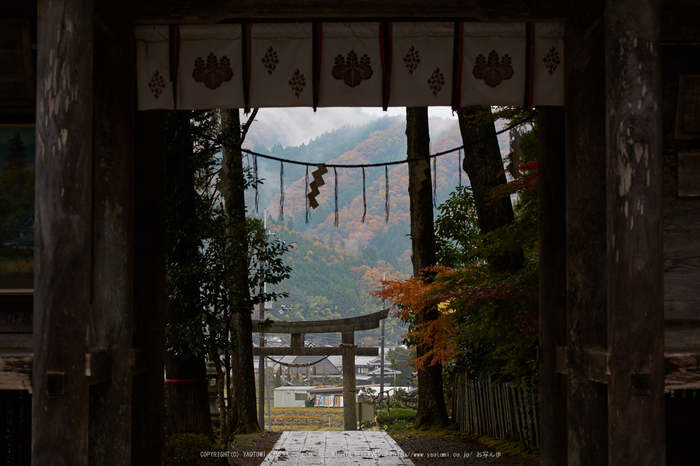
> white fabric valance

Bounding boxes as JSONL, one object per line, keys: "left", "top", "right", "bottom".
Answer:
{"left": 136, "top": 22, "right": 564, "bottom": 110}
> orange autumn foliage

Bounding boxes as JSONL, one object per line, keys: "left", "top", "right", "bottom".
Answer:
{"left": 374, "top": 265, "right": 537, "bottom": 371}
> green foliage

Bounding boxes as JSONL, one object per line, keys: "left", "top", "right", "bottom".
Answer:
{"left": 387, "top": 346, "right": 415, "bottom": 383}
{"left": 387, "top": 419, "right": 411, "bottom": 431}
{"left": 163, "top": 433, "right": 228, "bottom": 465}
{"left": 435, "top": 121, "right": 539, "bottom": 382}
{"left": 269, "top": 225, "right": 373, "bottom": 320}
{"left": 376, "top": 408, "right": 417, "bottom": 425}
{"left": 166, "top": 110, "right": 291, "bottom": 361}
{"left": 377, "top": 114, "right": 540, "bottom": 382}
{"left": 434, "top": 186, "right": 481, "bottom": 268}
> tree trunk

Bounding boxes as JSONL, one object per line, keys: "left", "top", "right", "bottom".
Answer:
{"left": 165, "top": 110, "right": 214, "bottom": 436}
{"left": 457, "top": 106, "right": 522, "bottom": 273}
{"left": 406, "top": 107, "right": 450, "bottom": 428}
{"left": 220, "top": 109, "right": 261, "bottom": 434}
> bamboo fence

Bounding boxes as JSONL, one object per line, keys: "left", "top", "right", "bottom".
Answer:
{"left": 452, "top": 373, "right": 539, "bottom": 448}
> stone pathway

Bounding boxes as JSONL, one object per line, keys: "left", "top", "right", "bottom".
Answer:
{"left": 260, "top": 431, "right": 415, "bottom": 465}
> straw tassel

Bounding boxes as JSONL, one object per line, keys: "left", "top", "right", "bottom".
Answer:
{"left": 334, "top": 167, "right": 339, "bottom": 227}
{"left": 385, "top": 165, "right": 390, "bottom": 223}
{"left": 278, "top": 162, "right": 284, "bottom": 221}
{"left": 433, "top": 154, "right": 438, "bottom": 208}
{"left": 458, "top": 149, "right": 462, "bottom": 188}
{"left": 361, "top": 167, "right": 367, "bottom": 224}
{"left": 305, "top": 166, "right": 310, "bottom": 223}
{"left": 253, "top": 154, "right": 259, "bottom": 215}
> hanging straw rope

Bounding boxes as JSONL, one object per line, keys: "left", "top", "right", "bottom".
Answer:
{"left": 266, "top": 355, "right": 330, "bottom": 368}
{"left": 229, "top": 111, "right": 536, "bottom": 169}
{"left": 194, "top": 112, "right": 536, "bottom": 226}
{"left": 253, "top": 154, "right": 259, "bottom": 214}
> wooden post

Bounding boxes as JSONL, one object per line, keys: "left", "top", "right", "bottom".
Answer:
{"left": 0, "top": 391, "right": 6, "bottom": 464}
{"left": 565, "top": 1, "right": 609, "bottom": 464}
{"left": 131, "top": 110, "right": 167, "bottom": 465}
{"left": 537, "top": 105, "right": 567, "bottom": 465}
{"left": 88, "top": 3, "right": 135, "bottom": 462}
{"left": 34, "top": 0, "right": 93, "bottom": 463}
{"left": 341, "top": 331, "right": 357, "bottom": 430}
{"left": 605, "top": 1, "right": 664, "bottom": 464}
{"left": 258, "top": 331, "right": 265, "bottom": 429}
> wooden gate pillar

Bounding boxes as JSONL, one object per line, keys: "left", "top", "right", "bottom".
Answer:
{"left": 88, "top": 2, "right": 136, "bottom": 463}
{"left": 565, "top": 1, "right": 609, "bottom": 464}
{"left": 605, "top": 1, "right": 664, "bottom": 464}
{"left": 34, "top": 0, "right": 94, "bottom": 463}
{"left": 131, "top": 110, "right": 167, "bottom": 465}
{"left": 341, "top": 331, "right": 357, "bottom": 430}
{"left": 537, "top": 106, "right": 567, "bottom": 465}
{"left": 34, "top": 1, "right": 151, "bottom": 463}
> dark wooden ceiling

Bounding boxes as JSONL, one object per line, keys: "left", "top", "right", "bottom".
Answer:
{"left": 133, "top": 0, "right": 567, "bottom": 24}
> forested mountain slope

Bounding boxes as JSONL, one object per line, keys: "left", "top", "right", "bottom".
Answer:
{"left": 248, "top": 115, "right": 471, "bottom": 334}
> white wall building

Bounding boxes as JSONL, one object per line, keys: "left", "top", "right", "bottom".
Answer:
{"left": 273, "top": 385, "right": 313, "bottom": 408}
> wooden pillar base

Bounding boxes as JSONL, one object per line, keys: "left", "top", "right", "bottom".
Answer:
{"left": 341, "top": 343, "right": 357, "bottom": 430}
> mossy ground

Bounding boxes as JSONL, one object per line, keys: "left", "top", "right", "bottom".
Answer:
{"left": 390, "top": 425, "right": 539, "bottom": 465}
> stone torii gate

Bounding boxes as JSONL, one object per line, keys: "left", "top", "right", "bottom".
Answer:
{"left": 252, "top": 308, "right": 389, "bottom": 430}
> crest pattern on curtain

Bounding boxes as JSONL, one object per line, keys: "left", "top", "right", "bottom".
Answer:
{"left": 136, "top": 22, "right": 564, "bottom": 110}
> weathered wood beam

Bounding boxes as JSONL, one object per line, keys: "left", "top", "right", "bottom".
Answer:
{"left": 134, "top": 0, "right": 567, "bottom": 24}
{"left": 605, "top": 0, "right": 664, "bottom": 463}
{"left": 0, "top": 347, "right": 156, "bottom": 392}
{"left": 0, "top": 350, "right": 32, "bottom": 392}
{"left": 341, "top": 331, "right": 354, "bottom": 345}
{"left": 34, "top": 0, "right": 94, "bottom": 463}
{"left": 565, "top": 0, "right": 609, "bottom": 463}
{"left": 665, "top": 351, "right": 700, "bottom": 391}
{"left": 253, "top": 308, "right": 388, "bottom": 334}
{"left": 253, "top": 347, "right": 378, "bottom": 356}
{"left": 0, "top": 334, "right": 32, "bottom": 349}
{"left": 4, "top": 344, "right": 698, "bottom": 393}
{"left": 585, "top": 347, "right": 610, "bottom": 385}
{"left": 534, "top": 346, "right": 700, "bottom": 393}
{"left": 85, "top": 350, "right": 113, "bottom": 386}
{"left": 537, "top": 105, "right": 567, "bottom": 466}
{"left": 290, "top": 333, "right": 304, "bottom": 348}
{"left": 665, "top": 319, "right": 700, "bottom": 350}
